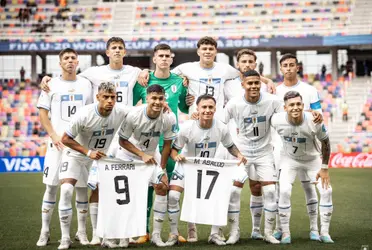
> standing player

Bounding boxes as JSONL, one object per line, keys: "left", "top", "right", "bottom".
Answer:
{"left": 40, "top": 37, "right": 148, "bottom": 245}
{"left": 118, "top": 84, "right": 177, "bottom": 247}
{"left": 224, "top": 70, "right": 282, "bottom": 245}
{"left": 166, "top": 95, "right": 247, "bottom": 246}
{"left": 36, "top": 48, "right": 93, "bottom": 247}
{"left": 132, "top": 44, "right": 192, "bottom": 243}
{"left": 57, "top": 82, "right": 130, "bottom": 250}
{"left": 273, "top": 54, "right": 330, "bottom": 242}
{"left": 271, "top": 91, "right": 333, "bottom": 244}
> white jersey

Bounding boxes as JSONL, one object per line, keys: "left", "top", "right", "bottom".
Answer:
{"left": 173, "top": 119, "right": 234, "bottom": 158}
{"left": 276, "top": 80, "right": 322, "bottom": 113}
{"left": 37, "top": 76, "right": 93, "bottom": 136}
{"left": 172, "top": 62, "right": 239, "bottom": 116}
{"left": 80, "top": 65, "right": 141, "bottom": 106}
{"left": 180, "top": 157, "right": 237, "bottom": 226}
{"left": 224, "top": 76, "right": 267, "bottom": 102}
{"left": 65, "top": 103, "right": 130, "bottom": 157}
{"left": 224, "top": 92, "right": 283, "bottom": 157}
{"left": 95, "top": 158, "right": 163, "bottom": 238}
{"left": 271, "top": 112, "right": 328, "bottom": 161}
{"left": 119, "top": 105, "right": 177, "bottom": 158}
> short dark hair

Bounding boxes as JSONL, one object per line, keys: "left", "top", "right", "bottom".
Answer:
{"left": 280, "top": 53, "right": 298, "bottom": 65}
{"left": 106, "top": 37, "right": 125, "bottom": 49}
{"left": 154, "top": 43, "right": 171, "bottom": 54}
{"left": 283, "top": 91, "right": 302, "bottom": 102}
{"left": 147, "top": 84, "right": 165, "bottom": 95}
{"left": 197, "top": 36, "right": 217, "bottom": 49}
{"left": 196, "top": 94, "right": 216, "bottom": 106}
{"left": 242, "top": 69, "right": 260, "bottom": 78}
{"left": 236, "top": 49, "right": 257, "bottom": 62}
{"left": 59, "top": 48, "right": 78, "bottom": 60}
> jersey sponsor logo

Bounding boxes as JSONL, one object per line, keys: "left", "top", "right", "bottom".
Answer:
{"left": 92, "top": 128, "right": 115, "bottom": 136}
{"left": 0, "top": 157, "right": 44, "bottom": 173}
{"left": 244, "top": 116, "right": 266, "bottom": 124}
{"left": 141, "top": 130, "right": 161, "bottom": 137}
{"left": 171, "top": 84, "right": 177, "bottom": 93}
{"left": 199, "top": 78, "right": 222, "bottom": 85}
{"left": 283, "top": 136, "right": 306, "bottom": 143}
{"left": 61, "top": 94, "right": 83, "bottom": 101}
{"left": 195, "top": 142, "right": 217, "bottom": 149}
{"left": 329, "top": 152, "right": 372, "bottom": 168}
{"left": 115, "top": 81, "right": 128, "bottom": 88}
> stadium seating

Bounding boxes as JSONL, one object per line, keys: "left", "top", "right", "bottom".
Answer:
{"left": 0, "top": 78, "right": 47, "bottom": 157}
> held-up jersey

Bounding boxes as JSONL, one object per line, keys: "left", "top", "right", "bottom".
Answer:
{"left": 79, "top": 65, "right": 141, "bottom": 106}
{"left": 180, "top": 157, "right": 238, "bottom": 226}
{"left": 172, "top": 62, "right": 239, "bottom": 115}
{"left": 271, "top": 112, "right": 328, "bottom": 161}
{"left": 95, "top": 158, "right": 164, "bottom": 238}
{"left": 173, "top": 119, "right": 234, "bottom": 158}
{"left": 119, "top": 105, "right": 177, "bottom": 157}
{"left": 224, "top": 92, "right": 283, "bottom": 157}
{"left": 65, "top": 103, "right": 130, "bottom": 157}
{"left": 37, "top": 76, "right": 93, "bottom": 136}
{"left": 276, "top": 80, "right": 322, "bottom": 114}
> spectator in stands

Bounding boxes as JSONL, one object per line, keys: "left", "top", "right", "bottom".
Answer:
{"left": 26, "top": 0, "right": 38, "bottom": 15}
{"left": 0, "top": 0, "right": 6, "bottom": 7}
{"left": 321, "top": 64, "right": 326, "bottom": 81}
{"left": 20, "top": 67, "right": 25, "bottom": 81}
{"left": 18, "top": 9, "right": 24, "bottom": 22}
{"left": 54, "top": 0, "right": 59, "bottom": 6}
{"left": 259, "top": 62, "right": 264, "bottom": 76}
{"left": 363, "top": 60, "right": 369, "bottom": 77}
{"left": 22, "top": 8, "right": 30, "bottom": 22}
{"left": 342, "top": 101, "right": 348, "bottom": 121}
{"left": 298, "top": 61, "right": 304, "bottom": 78}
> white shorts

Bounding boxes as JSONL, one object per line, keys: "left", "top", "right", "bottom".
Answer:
{"left": 170, "top": 161, "right": 248, "bottom": 188}
{"left": 59, "top": 150, "right": 93, "bottom": 188}
{"left": 246, "top": 152, "right": 278, "bottom": 182}
{"left": 279, "top": 155, "right": 321, "bottom": 184}
{"left": 43, "top": 141, "right": 63, "bottom": 186}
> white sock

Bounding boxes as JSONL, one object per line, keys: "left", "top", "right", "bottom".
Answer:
{"left": 274, "top": 182, "right": 281, "bottom": 231}
{"left": 211, "top": 225, "right": 219, "bottom": 235}
{"left": 317, "top": 183, "right": 333, "bottom": 235}
{"left": 168, "top": 190, "right": 181, "bottom": 235}
{"left": 41, "top": 185, "right": 58, "bottom": 233}
{"left": 89, "top": 203, "right": 98, "bottom": 236}
{"left": 278, "top": 183, "right": 292, "bottom": 234}
{"left": 262, "top": 184, "right": 277, "bottom": 235}
{"left": 228, "top": 186, "right": 242, "bottom": 232}
{"left": 153, "top": 195, "right": 167, "bottom": 234}
{"left": 59, "top": 183, "right": 74, "bottom": 240}
{"left": 250, "top": 195, "right": 263, "bottom": 233}
{"left": 301, "top": 181, "right": 319, "bottom": 232}
{"left": 75, "top": 187, "right": 88, "bottom": 234}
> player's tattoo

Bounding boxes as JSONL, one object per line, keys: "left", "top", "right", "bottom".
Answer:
{"left": 321, "top": 137, "right": 331, "bottom": 165}
{"left": 227, "top": 144, "right": 240, "bottom": 158}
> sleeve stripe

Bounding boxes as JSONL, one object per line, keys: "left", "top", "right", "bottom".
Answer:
{"left": 164, "top": 135, "right": 177, "bottom": 140}
{"left": 224, "top": 142, "right": 234, "bottom": 148}
{"left": 37, "top": 104, "right": 50, "bottom": 110}
{"left": 119, "top": 134, "right": 130, "bottom": 140}
{"left": 310, "top": 101, "right": 321, "bottom": 110}
{"left": 173, "top": 143, "right": 182, "bottom": 150}
{"left": 65, "top": 130, "right": 76, "bottom": 139}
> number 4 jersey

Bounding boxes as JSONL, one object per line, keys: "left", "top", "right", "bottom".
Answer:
{"left": 37, "top": 76, "right": 93, "bottom": 136}
{"left": 95, "top": 158, "right": 164, "bottom": 238}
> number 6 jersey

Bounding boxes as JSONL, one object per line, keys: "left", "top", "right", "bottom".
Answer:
{"left": 37, "top": 76, "right": 93, "bottom": 136}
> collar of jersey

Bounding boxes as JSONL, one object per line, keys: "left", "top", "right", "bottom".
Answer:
{"left": 282, "top": 80, "right": 301, "bottom": 89}
{"left": 285, "top": 113, "right": 305, "bottom": 126}
{"left": 106, "top": 65, "right": 125, "bottom": 72}
{"left": 198, "top": 62, "right": 215, "bottom": 71}
{"left": 95, "top": 104, "right": 108, "bottom": 118}
{"left": 143, "top": 105, "right": 161, "bottom": 120}
{"left": 243, "top": 93, "right": 262, "bottom": 104}
{"left": 196, "top": 119, "right": 215, "bottom": 130}
{"left": 58, "top": 76, "right": 77, "bottom": 83}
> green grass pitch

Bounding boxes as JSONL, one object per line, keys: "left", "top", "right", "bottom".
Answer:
{"left": 0, "top": 169, "right": 371, "bottom": 250}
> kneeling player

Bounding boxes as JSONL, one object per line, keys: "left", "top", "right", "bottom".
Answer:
{"left": 271, "top": 91, "right": 333, "bottom": 244}
{"left": 167, "top": 95, "right": 247, "bottom": 246}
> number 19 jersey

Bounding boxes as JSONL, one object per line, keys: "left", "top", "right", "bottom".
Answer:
{"left": 224, "top": 93, "right": 283, "bottom": 157}
{"left": 37, "top": 76, "right": 93, "bottom": 136}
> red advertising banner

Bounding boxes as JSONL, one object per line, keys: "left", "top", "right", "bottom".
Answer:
{"left": 329, "top": 152, "right": 372, "bottom": 168}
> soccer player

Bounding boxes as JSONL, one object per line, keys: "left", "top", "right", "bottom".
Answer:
{"left": 36, "top": 48, "right": 93, "bottom": 247}
{"left": 273, "top": 53, "right": 329, "bottom": 242}
{"left": 118, "top": 84, "right": 177, "bottom": 247}
{"left": 40, "top": 37, "right": 148, "bottom": 245}
{"left": 57, "top": 82, "right": 130, "bottom": 250}
{"left": 271, "top": 91, "right": 332, "bottom": 244}
{"left": 224, "top": 70, "right": 283, "bottom": 245}
{"left": 167, "top": 94, "right": 247, "bottom": 246}
{"left": 132, "top": 43, "right": 192, "bottom": 243}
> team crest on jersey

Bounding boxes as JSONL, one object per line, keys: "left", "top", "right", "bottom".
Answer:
{"left": 171, "top": 85, "right": 177, "bottom": 93}
{"left": 61, "top": 94, "right": 83, "bottom": 102}
{"left": 199, "top": 78, "right": 222, "bottom": 85}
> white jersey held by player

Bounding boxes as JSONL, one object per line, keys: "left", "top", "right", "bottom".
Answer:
{"left": 271, "top": 90, "right": 333, "bottom": 244}
{"left": 118, "top": 84, "right": 175, "bottom": 247}
{"left": 36, "top": 48, "right": 93, "bottom": 247}
{"left": 224, "top": 69, "right": 283, "bottom": 245}
{"left": 167, "top": 95, "right": 247, "bottom": 247}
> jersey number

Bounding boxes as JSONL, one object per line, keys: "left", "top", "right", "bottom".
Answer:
{"left": 200, "top": 150, "right": 209, "bottom": 158}
{"left": 292, "top": 146, "right": 298, "bottom": 154}
{"left": 117, "top": 91, "right": 122, "bottom": 102}
{"left": 43, "top": 166, "right": 49, "bottom": 178}
{"left": 143, "top": 139, "right": 150, "bottom": 149}
{"left": 68, "top": 106, "right": 76, "bottom": 117}
{"left": 253, "top": 126, "right": 259, "bottom": 136}
{"left": 196, "top": 170, "right": 219, "bottom": 199}
{"left": 114, "top": 175, "right": 130, "bottom": 205}
{"left": 94, "top": 138, "right": 107, "bottom": 149}
{"left": 205, "top": 86, "right": 215, "bottom": 96}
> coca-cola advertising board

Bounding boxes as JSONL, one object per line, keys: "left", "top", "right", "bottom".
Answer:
{"left": 329, "top": 152, "right": 372, "bottom": 168}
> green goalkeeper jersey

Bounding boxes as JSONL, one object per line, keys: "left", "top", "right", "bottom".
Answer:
{"left": 133, "top": 72, "right": 189, "bottom": 147}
